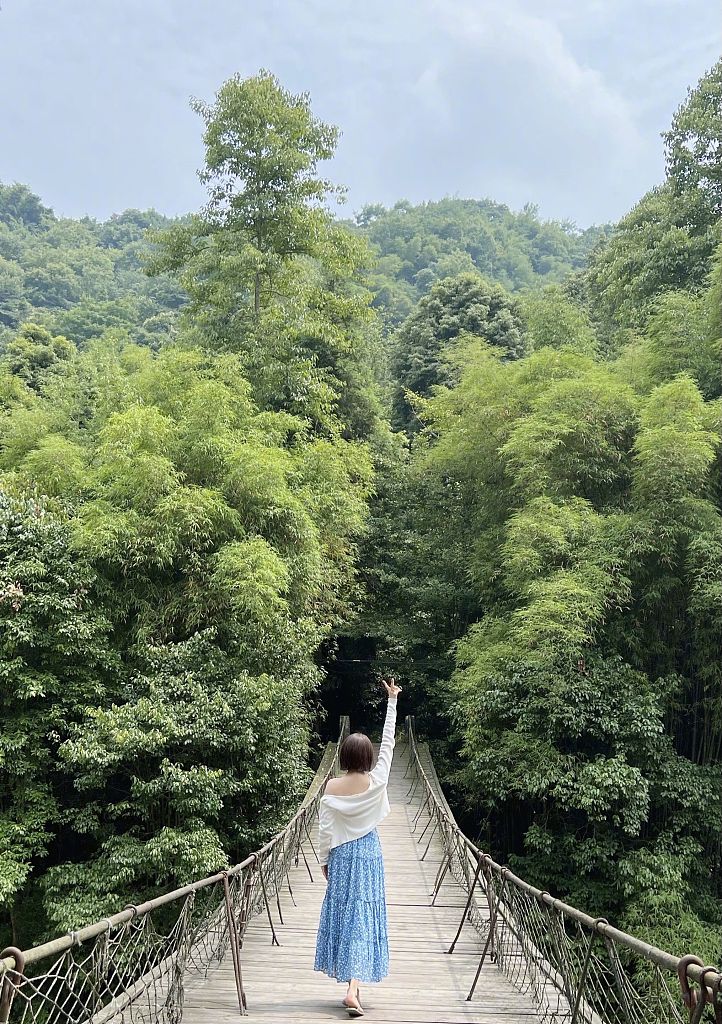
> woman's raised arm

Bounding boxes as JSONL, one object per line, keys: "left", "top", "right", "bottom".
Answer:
{"left": 370, "top": 678, "right": 402, "bottom": 785}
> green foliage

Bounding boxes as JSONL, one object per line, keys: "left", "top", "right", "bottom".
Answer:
{"left": 664, "top": 58, "right": 722, "bottom": 223}
{"left": 707, "top": 243, "right": 722, "bottom": 341}
{"left": 391, "top": 273, "right": 525, "bottom": 431}
{"left": 51, "top": 297, "right": 174, "bottom": 348}
{"left": 519, "top": 285, "right": 597, "bottom": 356}
{"left": 354, "top": 198, "right": 605, "bottom": 324}
{"left": 4, "top": 58, "right": 722, "bottom": 977}
{"left": 641, "top": 291, "right": 722, "bottom": 399}
{"left": 586, "top": 64, "right": 722, "bottom": 341}
{"left": 0, "top": 182, "right": 52, "bottom": 229}
{"left": 632, "top": 376, "right": 719, "bottom": 516}
{"left": 0, "top": 256, "right": 28, "bottom": 328}
{"left": 500, "top": 370, "right": 637, "bottom": 505}
{"left": 197, "top": 69, "right": 341, "bottom": 289}
{"left": 0, "top": 73, "right": 379, "bottom": 944}
{"left": 585, "top": 185, "right": 717, "bottom": 336}
{"left": 43, "top": 632, "right": 310, "bottom": 928}
{"left": 392, "top": 317, "right": 722, "bottom": 943}
{"left": 0, "top": 188, "right": 183, "bottom": 354}
{"left": 4, "top": 323, "right": 75, "bottom": 390}
{"left": 0, "top": 332, "right": 373, "bottom": 937}
{"left": 148, "top": 72, "right": 380, "bottom": 438}
{"left": 0, "top": 492, "right": 118, "bottom": 939}
{"left": 452, "top": 657, "right": 704, "bottom": 905}
{"left": 354, "top": 438, "right": 477, "bottom": 739}
{"left": 366, "top": 221, "right": 722, "bottom": 955}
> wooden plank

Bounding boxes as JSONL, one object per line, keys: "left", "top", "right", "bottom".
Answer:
{"left": 181, "top": 741, "right": 541, "bottom": 1023}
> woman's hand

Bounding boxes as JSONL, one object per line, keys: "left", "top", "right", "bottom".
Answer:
{"left": 382, "top": 677, "right": 402, "bottom": 699}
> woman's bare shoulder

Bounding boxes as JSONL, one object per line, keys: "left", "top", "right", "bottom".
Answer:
{"left": 324, "top": 774, "right": 372, "bottom": 797}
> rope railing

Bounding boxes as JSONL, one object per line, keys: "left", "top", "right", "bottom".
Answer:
{"left": 404, "top": 715, "right": 722, "bottom": 1024}
{"left": 0, "top": 716, "right": 350, "bottom": 1024}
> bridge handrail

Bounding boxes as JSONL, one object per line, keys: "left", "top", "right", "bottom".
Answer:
{"left": 0, "top": 716, "right": 350, "bottom": 1023}
{"left": 404, "top": 715, "right": 722, "bottom": 1023}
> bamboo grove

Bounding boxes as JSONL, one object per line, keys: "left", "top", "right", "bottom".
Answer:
{"left": 1, "top": 63, "right": 721, "bottom": 973}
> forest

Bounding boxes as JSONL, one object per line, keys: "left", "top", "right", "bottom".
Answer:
{"left": 1, "top": 60, "right": 721, "bottom": 973}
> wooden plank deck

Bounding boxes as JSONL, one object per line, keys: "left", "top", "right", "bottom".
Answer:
{"left": 183, "top": 740, "right": 539, "bottom": 1023}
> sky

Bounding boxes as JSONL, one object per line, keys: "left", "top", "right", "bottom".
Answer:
{"left": 0, "top": 0, "right": 719, "bottom": 228}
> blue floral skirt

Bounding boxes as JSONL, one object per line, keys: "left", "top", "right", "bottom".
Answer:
{"left": 314, "top": 829, "right": 389, "bottom": 983}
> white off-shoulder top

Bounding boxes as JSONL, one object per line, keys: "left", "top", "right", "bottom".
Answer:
{"left": 318, "top": 698, "right": 397, "bottom": 866}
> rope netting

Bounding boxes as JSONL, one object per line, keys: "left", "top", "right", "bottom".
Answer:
{"left": 405, "top": 716, "right": 722, "bottom": 1024}
{"left": 0, "top": 718, "right": 349, "bottom": 1024}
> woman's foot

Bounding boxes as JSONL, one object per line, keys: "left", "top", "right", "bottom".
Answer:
{"left": 343, "top": 982, "right": 364, "bottom": 1017}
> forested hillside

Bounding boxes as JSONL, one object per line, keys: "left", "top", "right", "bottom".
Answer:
{"left": 353, "top": 197, "right": 606, "bottom": 324}
{"left": 1, "top": 57, "right": 721, "bottom": 976}
{"left": 0, "top": 193, "right": 185, "bottom": 347}
{"left": 361, "top": 58, "right": 722, "bottom": 966}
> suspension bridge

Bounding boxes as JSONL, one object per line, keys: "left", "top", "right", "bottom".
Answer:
{"left": 1, "top": 717, "right": 721, "bottom": 1024}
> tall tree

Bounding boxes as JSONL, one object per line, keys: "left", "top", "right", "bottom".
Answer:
{"left": 196, "top": 69, "right": 341, "bottom": 318}
{"left": 587, "top": 62, "right": 722, "bottom": 340}
{"left": 148, "top": 71, "right": 378, "bottom": 436}
{"left": 664, "top": 59, "right": 722, "bottom": 224}
{"left": 390, "top": 273, "right": 525, "bottom": 431}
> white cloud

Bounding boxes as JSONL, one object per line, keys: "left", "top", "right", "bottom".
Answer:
{"left": 426, "top": 0, "right": 642, "bottom": 153}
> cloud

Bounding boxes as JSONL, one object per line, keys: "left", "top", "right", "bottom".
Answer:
{"left": 426, "top": 0, "right": 642, "bottom": 153}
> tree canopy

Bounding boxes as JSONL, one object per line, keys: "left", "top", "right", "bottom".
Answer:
{"left": 0, "top": 72, "right": 376, "bottom": 946}
{"left": 353, "top": 197, "right": 606, "bottom": 325}
{"left": 355, "top": 59, "right": 722, "bottom": 969}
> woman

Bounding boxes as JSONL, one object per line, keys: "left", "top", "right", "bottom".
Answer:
{"left": 314, "top": 678, "right": 402, "bottom": 1017}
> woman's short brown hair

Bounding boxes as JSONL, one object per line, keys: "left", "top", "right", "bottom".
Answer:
{"left": 339, "top": 732, "right": 374, "bottom": 773}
